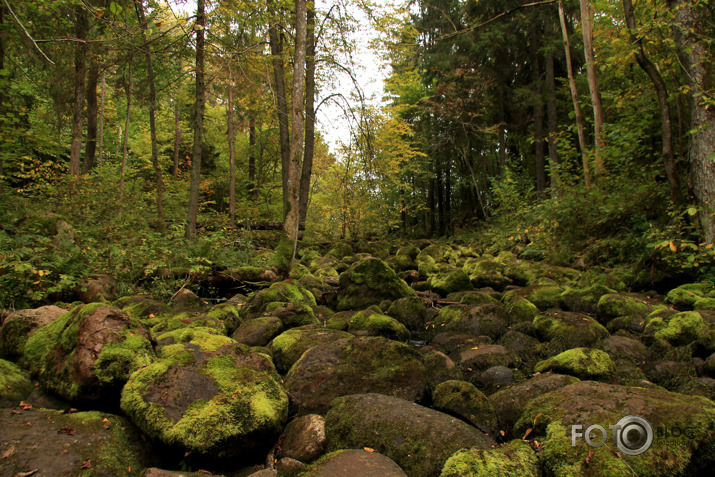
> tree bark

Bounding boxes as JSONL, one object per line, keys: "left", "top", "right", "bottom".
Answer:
{"left": 248, "top": 111, "right": 257, "bottom": 199}
{"left": 277, "top": 0, "right": 308, "bottom": 275}
{"left": 545, "top": 20, "right": 560, "bottom": 192}
{"left": 97, "top": 71, "right": 106, "bottom": 166}
{"left": 623, "top": 0, "right": 679, "bottom": 201}
{"left": 135, "top": 0, "right": 165, "bottom": 231}
{"left": 0, "top": 4, "right": 5, "bottom": 178}
{"left": 667, "top": 0, "right": 715, "bottom": 242}
{"left": 82, "top": 59, "right": 99, "bottom": 173}
{"left": 268, "top": 1, "right": 291, "bottom": 219}
{"left": 559, "top": 1, "right": 591, "bottom": 187}
{"left": 531, "top": 28, "right": 546, "bottom": 197}
{"left": 118, "top": 63, "right": 133, "bottom": 218}
{"left": 172, "top": 87, "right": 182, "bottom": 179}
{"left": 227, "top": 64, "right": 236, "bottom": 225}
{"left": 185, "top": 0, "right": 206, "bottom": 240}
{"left": 299, "top": 6, "right": 316, "bottom": 228}
{"left": 69, "top": 7, "right": 88, "bottom": 176}
{"left": 580, "top": 0, "right": 606, "bottom": 178}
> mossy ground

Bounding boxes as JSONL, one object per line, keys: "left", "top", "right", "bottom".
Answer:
{"left": 440, "top": 440, "right": 539, "bottom": 477}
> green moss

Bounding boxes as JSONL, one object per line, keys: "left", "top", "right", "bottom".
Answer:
{"left": 433, "top": 380, "right": 497, "bottom": 433}
{"left": 336, "top": 257, "right": 416, "bottom": 311}
{"left": 653, "top": 311, "right": 703, "bottom": 346}
{"left": 502, "top": 294, "right": 538, "bottom": 323}
{"left": 245, "top": 281, "right": 317, "bottom": 316}
{"left": 417, "top": 255, "right": 440, "bottom": 276}
{"left": 535, "top": 347, "right": 615, "bottom": 379}
{"left": 533, "top": 312, "right": 609, "bottom": 351}
{"left": 596, "top": 293, "right": 650, "bottom": 323}
{"left": 440, "top": 440, "right": 539, "bottom": 477}
{"left": 666, "top": 282, "right": 714, "bottom": 309}
{"left": 94, "top": 333, "right": 154, "bottom": 383}
{"left": 429, "top": 269, "right": 473, "bottom": 296}
{"left": 0, "top": 359, "right": 33, "bottom": 406}
{"left": 157, "top": 328, "right": 236, "bottom": 358}
{"left": 348, "top": 311, "right": 410, "bottom": 341}
{"left": 694, "top": 298, "right": 715, "bottom": 310}
{"left": 0, "top": 317, "right": 35, "bottom": 359}
{"left": 205, "top": 302, "right": 244, "bottom": 332}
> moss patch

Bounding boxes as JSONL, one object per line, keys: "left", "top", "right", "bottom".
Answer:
{"left": 535, "top": 347, "right": 615, "bottom": 380}
{"left": 440, "top": 440, "right": 539, "bottom": 477}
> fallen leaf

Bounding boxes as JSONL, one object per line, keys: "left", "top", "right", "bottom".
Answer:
{"left": 10, "top": 410, "right": 22, "bottom": 415}
{"left": 586, "top": 448, "right": 594, "bottom": 464}
{"left": 471, "top": 346, "right": 479, "bottom": 350}
{"left": 102, "top": 418, "right": 110, "bottom": 423}
{"left": 61, "top": 450, "right": 69, "bottom": 455}
{"left": 363, "top": 447, "right": 375, "bottom": 453}
{"left": 62, "top": 408, "right": 78, "bottom": 414}
{"left": 80, "top": 458, "right": 91, "bottom": 469}
{"left": 533, "top": 413, "right": 543, "bottom": 425}
{"left": 12, "top": 469, "right": 38, "bottom": 477}
{"left": 523, "top": 428, "right": 532, "bottom": 439}
{"left": 103, "top": 424, "right": 110, "bottom": 430}
{"left": 2, "top": 446, "right": 15, "bottom": 459}
{"left": 58, "top": 427, "right": 75, "bottom": 435}
{"left": 500, "top": 430, "right": 506, "bottom": 436}
{"left": 19, "top": 402, "right": 32, "bottom": 411}
{"left": 25, "top": 422, "right": 31, "bottom": 427}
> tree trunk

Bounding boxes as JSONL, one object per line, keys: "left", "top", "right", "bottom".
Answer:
{"left": 185, "top": 0, "right": 206, "bottom": 241}
{"left": 559, "top": 1, "right": 591, "bottom": 187}
{"left": 118, "top": 63, "right": 133, "bottom": 218}
{"left": 531, "top": 29, "right": 546, "bottom": 197}
{"left": 82, "top": 59, "right": 98, "bottom": 173}
{"left": 248, "top": 111, "right": 257, "bottom": 199}
{"left": 227, "top": 64, "right": 236, "bottom": 225}
{"left": 298, "top": 6, "right": 316, "bottom": 228}
{"left": 135, "top": 0, "right": 165, "bottom": 231}
{"left": 98, "top": 71, "right": 106, "bottom": 166}
{"left": 268, "top": 1, "right": 291, "bottom": 219}
{"left": 276, "top": 0, "right": 308, "bottom": 275}
{"left": 667, "top": 0, "right": 715, "bottom": 242}
{"left": 545, "top": 20, "right": 560, "bottom": 192}
{"left": 69, "top": 7, "right": 88, "bottom": 176}
{"left": 0, "top": 4, "right": 5, "bottom": 177}
{"left": 497, "top": 80, "right": 507, "bottom": 175}
{"left": 172, "top": 88, "right": 182, "bottom": 179}
{"left": 580, "top": 0, "right": 606, "bottom": 178}
{"left": 623, "top": 0, "right": 679, "bottom": 202}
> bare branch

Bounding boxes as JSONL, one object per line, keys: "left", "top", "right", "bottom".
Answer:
{"left": 3, "top": 0, "right": 55, "bottom": 64}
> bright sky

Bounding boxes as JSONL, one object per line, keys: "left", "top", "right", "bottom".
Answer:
{"left": 168, "top": 0, "right": 388, "bottom": 152}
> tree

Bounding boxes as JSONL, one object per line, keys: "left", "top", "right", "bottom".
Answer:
{"left": 69, "top": 5, "right": 88, "bottom": 176}
{"left": 666, "top": 0, "right": 715, "bottom": 242}
{"left": 580, "top": 0, "right": 606, "bottom": 178}
{"left": 185, "top": 0, "right": 206, "bottom": 241}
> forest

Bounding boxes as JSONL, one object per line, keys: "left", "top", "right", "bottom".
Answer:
{"left": 1, "top": 0, "right": 715, "bottom": 476}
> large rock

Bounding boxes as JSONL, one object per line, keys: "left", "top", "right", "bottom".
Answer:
{"left": 231, "top": 316, "right": 284, "bottom": 347}
{"left": 0, "top": 409, "right": 149, "bottom": 477}
{"left": 0, "top": 305, "right": 66, "bottom": 360}
{"left": 278, "top": 414, "right": 327, "bottom": 463}
{"left": 534, "top": 311, "right": 609, "bottom": 351}
{"left": 271, "top": 326, "right": 353, "bottom": 374}
{"left": 534, "top": 347, "right": 615, "bottom": 380}
{"left": 120, "top": 343, "right": 288, "bottom": 458}
{"left": 244, "top": 281, "right": 316, "bottom": 317}
{"left": 514, "top": 381, "right": 715, "bottom": 476}
{"left": 300, "top": 449, "right": 407, "bottom": 477}
{"left": 325, "top": 393, "right": 494, "bottom": 477}
{"left": 335, "top": 257, "right": 416, "bottom": 311}
{"left": 432, "top": 380, "right": 497, "bottom": 434}
{"left": 441, "top": 440, "right": 540, "bottom": 477}
{"left": 284, "top": 336, "right": 426, "bottom": 415}
{"left": 24, "top": 303, "right": 154, "bottom": 402}
{"left": 489, "top": 373, "right": 580, "bottom": 436}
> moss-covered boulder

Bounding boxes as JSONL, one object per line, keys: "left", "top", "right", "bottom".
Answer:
{"left": 502, "top": 294, "right": 539, "bottom": 323}
{"left": 498, "top": 331, "right": 541, "bottom": 371}
{"left": 440, "top": 439, "right": 540, "bottom": 477}
{"left": 335, "top": 257, "right": 416, "bottom": 311}
{"left": 347, "top": 310, "right": 410, "bottom": 341}
{"left": 118, "top": 297, "right": 170, "bottom": 321}
{"left": 432, "top": 380, "right": 497, "bottom": 434}
{"left": 299, "top": 449, "right": 407, "bottom": 477}
{"left": 489, "top": 373, "right": 579, "bottom": 436}
{"left": 0, "top": 409, "right": 150, "bottom": 477}
{"left": 325, "top": 393, "right": 494, "bottom": 477}
{"left": 386, "top": 297, "right": 429, "bottom": 332}
{"left": 120, "top": 343, "right": 288, "bottom": 458}
{"left": 284, "top": 336, "right": 427, "bottom": 415}
{"left": 514, "top": 380, "right": 715, "bottom": 477}
{"left": 266, "top": 302, "right": 321, "bottom": 328}
{"left": 0, "top": 305, "right": 67, "bottom": 360}
{"left": 534, "top": 311, "right": 609, "bottom": 351}
{"left": 429, "top": 268, "right": 473, "bottom": 296}
{"left": 560, "top": 284, "right": 617, "bottom": 314}
{"left": 534, "top": 347, "right": 615, "bottom": 380}
{"left": 504, "top": 285, "right": 564, "bottom": 311}
{"left": 417, "top": 243, "right": 459, "bottom": 265}
{"left": 596, "top": 293, "right": 651, "bottom": 324}
{"left": 666, "top": 282, "right": 715, "bottom": 310}
{"left": 244, "top": 281, "right": 316, "bottom": 316}
{"left": 0, "top": 358, "right": 33, "bottom": 408}
{"left": 24, "top": 303, "right": 154, "bottom": 402}
{"left": 204, "top": 302, "right": 243, "bottom": 334}
{"left": 230, "top": 316, "right": 284, "bottom": 347}
{"left": 645, "top": 311, "right": 704, "bottom": 346}
{"left": 422, "top": 349, "right": 463, "bottom": 392}
{"left": 270, "top": 326, "right": 353, "bottom": 374}
{"left": 155, "top": 328, "right": 236, "bottom": 358}
{"left": 151, "top": 312, "right": 226, "bottom": 336}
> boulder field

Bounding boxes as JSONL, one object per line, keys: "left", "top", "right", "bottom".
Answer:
{"left": 2, "top": 240, "right": 715, "bottom": 476}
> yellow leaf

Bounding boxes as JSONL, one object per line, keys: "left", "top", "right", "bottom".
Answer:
{"left": 364, "top": 447, "right": 375, "bottom": 453}
{"left": 669, "top": 241, "right": 678, "bottom": 252}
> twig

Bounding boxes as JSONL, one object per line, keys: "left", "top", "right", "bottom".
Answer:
{"left": 3, "top": 0, "right": 55, "bottom": 64}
